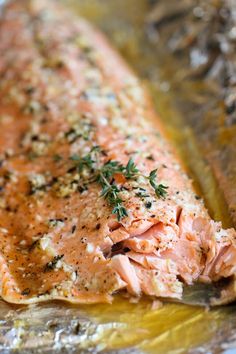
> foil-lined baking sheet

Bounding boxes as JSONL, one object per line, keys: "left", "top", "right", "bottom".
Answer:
{"left": 1, "top": 297, "right": 236, "bottom": 353}
{"left": 0, "top": 0, "right": 236, "bottom": 352}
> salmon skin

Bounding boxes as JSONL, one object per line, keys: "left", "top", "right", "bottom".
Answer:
{"left": 0, "top": 0, "right": 235, "bottom": 305}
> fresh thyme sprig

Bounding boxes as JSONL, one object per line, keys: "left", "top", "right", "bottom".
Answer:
{"left": 95, "top": 160, "right": 128, "bottom": 220}
{"left": 70, "top": 145, "right": 100, "bottom": 172}
{"left": 70, "top": 150, "right": 127, "bottom": 220}
{"left": 122, "top": 159, "right": 168, "bottom": 199}
{"left": 98, "top": 160, "right": 125, "bottom": 180}
{"left": 124, "top": 158, "right": 139, "bottom": 179}
{"left": 69, "top": 149, "right": 168, "bottom": 221}
{"left": 99, "top": 176, "right": 128, "bottom": 221}
{"left": 70, "top": 153, "right": 94, "bottom": 172}
{"left": 148, "top": 169, "right": 168, "bottom": 199}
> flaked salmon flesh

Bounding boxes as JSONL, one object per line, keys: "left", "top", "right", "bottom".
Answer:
{"left": 0, "top": 0, "right": 236, "bottom": 305}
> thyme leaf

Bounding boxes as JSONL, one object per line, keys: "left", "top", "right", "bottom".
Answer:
{"left": 124, "top": 158, "right": 139, "bottom": 179}
{"left": 98, "top": 160, "right": 124, "bottom": 180}
{"left": 69, "top": 149, "right": 168, "bottom": 220}
{"left": 148, "top": 169, "right": 168, "bottom": 198}
{"left": 70, "top": 153, "right": 94, "bottom": 172}
{"left": 112, "top": 203, "right": 128, "bottom": 221}
{"left": 97, "top": 171, "right": 125, "bottom": 220}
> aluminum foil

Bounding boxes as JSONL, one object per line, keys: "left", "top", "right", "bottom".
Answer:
{"left": 1, "top": 297, "right": 236, "bottom": 353}
{"left": 146, "top": 0, "right": 236, "bottom": 228}
{"left": 0, "top": 300, "right": 140, "bottom": 353}
{"left": 0, "top": 0, "right": 236, "bottom": 353}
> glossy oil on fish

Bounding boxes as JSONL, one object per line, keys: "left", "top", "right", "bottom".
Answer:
{"left": 0, "top": 0, "right": 236, "bottom": 305}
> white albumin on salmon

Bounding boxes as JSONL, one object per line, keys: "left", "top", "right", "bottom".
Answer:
{"left": 0, "top": 0, "right": 236, "bottom": 305}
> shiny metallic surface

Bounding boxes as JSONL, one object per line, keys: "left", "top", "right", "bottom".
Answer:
{"left": 0, "top": 0, "right": 236, "bottom": 353}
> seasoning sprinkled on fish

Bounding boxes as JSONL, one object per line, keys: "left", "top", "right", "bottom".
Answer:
{"left": 0, "top": 0, "right": 235, "bottom": 305}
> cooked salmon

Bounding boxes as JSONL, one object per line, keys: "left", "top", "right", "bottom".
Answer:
{"left": 0, "top": 0, "right": 235, "bottom": 305}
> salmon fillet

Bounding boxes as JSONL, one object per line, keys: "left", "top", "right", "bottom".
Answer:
{"left": 0, "top": 0, "right": 236, "bottom": 305}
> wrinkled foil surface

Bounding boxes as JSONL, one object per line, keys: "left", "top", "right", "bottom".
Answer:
{"left": 1, "top": 297, "right": 236, "bottom": 353}
{"left": 0, "top": 0, "right": 236, "bottom": 353}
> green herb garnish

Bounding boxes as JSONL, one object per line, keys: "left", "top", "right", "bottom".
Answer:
{"left": 148, "top": 169, "right": 168, "bottom": 198}
{"left": 69, "top": 148, "right": 168, "bottom": 221}
{"left": 98, "top": 173, "right": 127, "bottom": 221}
{"left": 124, "top": 158, "right": 139, "bottom": 179}
{"left": 70, "top": 153, "right": 95, "bottom": 172}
